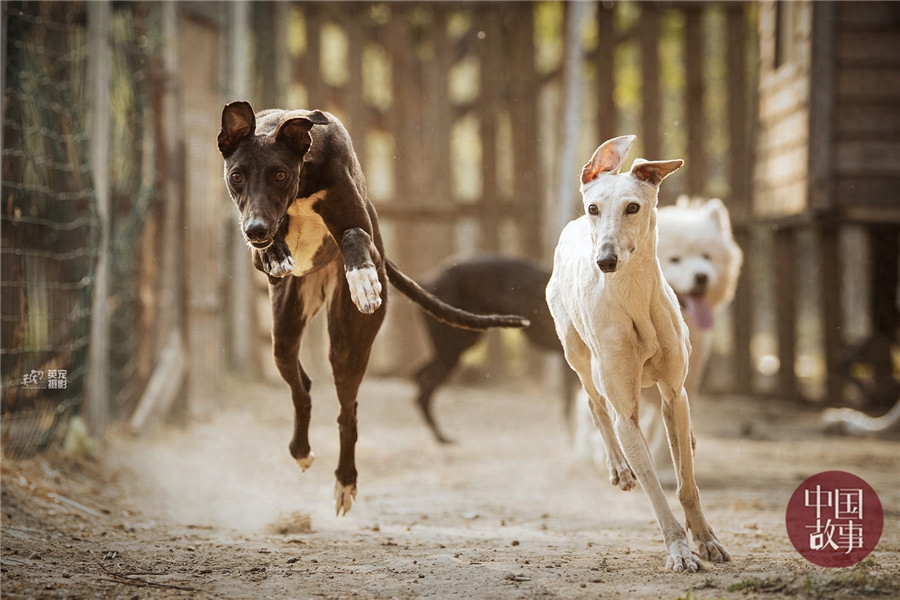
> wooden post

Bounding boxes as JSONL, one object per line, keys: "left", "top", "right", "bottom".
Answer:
{"left": 478, "top": 4, "right": 502, "bottom": 253}
{"left": 868, "top": 225, "right": 900, "bottom": 410}
{"left": 595, "top": 2, "right": 616, "bottom": 144}
{"left": 775, "top": 227, "right": 797, "bottom": 401}
{"left": 509, "top": 3, "right": 543, "bottom": 261}
{"left": 181, "top": 11, "right": 227, "bottom": 418}
{"left": 809, "top": 1, "right": 842, "bottom": 405}
{"left": 639, "top": 3, "right": 661, "bottom": 162}
{"left": 226, "top": 1, "right": 259, "bottom": 378}
{"left": 818, "top": 223, "right": 843, "bottom": 405}
{"left": 85, "top": 0, "right": 111, "bottom": 438}
{"left": 684, "top": 5, "right": 706, "bottom": 195}
{"left": 552, "top": 0, "right": 589, "bottom": 242}
{"left": 726, "top": 3, "right": 755, "bottom": 394}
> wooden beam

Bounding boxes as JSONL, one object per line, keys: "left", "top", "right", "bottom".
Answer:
{"left": 684, "top": 5, "right": 706, "bottom": 195}
{"left": 85, "top": 0, "right": 111, "bottom": 437}
{"left": 775, "top": 226, "right": 798, "bottom": 402}
{"left": 595, "top": 2, "right": 616, "bottom": 143}
{"left": 726, "top": 3, "right": 754, "bottom": 393}
{"left": 509, "top": 3, "right": 544, "bottom": 261}
{"left": 639, "top": 3, "right": 661, "bottom": 161}
{"left": 818, "top": 223, "right": 843, "bottom": 405}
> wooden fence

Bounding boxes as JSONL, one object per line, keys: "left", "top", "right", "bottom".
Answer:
{"left": 269, "top": 1, "right": 760, "bottom": 384}
{"left": 4, "top": 1, "right": 770, "bottom": 449}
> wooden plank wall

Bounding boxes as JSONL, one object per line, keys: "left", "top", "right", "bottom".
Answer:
{"left": 754, "top": 1, "right": 900, "bottom": 406}
{"left": 832, "top": 1, "right": 900, "bottom": 223}
{"left": 754, "top": 0, "right": 812, "bottom": 220}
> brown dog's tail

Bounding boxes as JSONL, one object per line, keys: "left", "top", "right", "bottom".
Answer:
{"left": 385, "top": 260, "right": 530, "bottom": 331}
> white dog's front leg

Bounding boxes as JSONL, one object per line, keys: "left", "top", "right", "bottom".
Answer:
{"left": 587, "top": 394, "right": 636, "bottom": 491}
{"left": 659, "top": 384, "right": 730, "bottom": 564}
{"left": 612, "top": 398, "right": 701, "bottom": 572}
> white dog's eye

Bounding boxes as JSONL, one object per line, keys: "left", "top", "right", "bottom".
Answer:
{"left": 702, "top": 253, "right": 711, "bottom": 260}
{"left": 588, "top": 204, "right": 599, "bottom": 216}
{"left": 670, "top": 256, "right": 681, "bottom": 264}
{"left": 626, "top": 202, "right": 640, "bottom": 214}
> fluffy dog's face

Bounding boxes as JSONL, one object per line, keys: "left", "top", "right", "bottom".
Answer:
{"left": 657, "top": 197, "right": 743, "bottom": 329}
{"left": 580, "top": 136, "right": 683, "bottom": 273}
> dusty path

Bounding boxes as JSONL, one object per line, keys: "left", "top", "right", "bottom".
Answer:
{"left": 2, "top": 374, "right": 899, "bottom": 599}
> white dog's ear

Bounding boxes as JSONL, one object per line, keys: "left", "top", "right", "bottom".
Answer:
{"left": 705, "top": 198, "right": 734, "bottom": 236}
{"left": 581, "top": 135, "right": 636, "bottom": 184}
{"left": 630, "top": 158, "right": 684, "bottom": 186}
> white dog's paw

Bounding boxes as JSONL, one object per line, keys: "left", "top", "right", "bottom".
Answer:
{"left": 334, "top": 481, "right": 358, "bottom": 516}
{"left": 607, "top": 458, "right": 637, "bottom": 491}
{"left": 295, "top": 452, "right": 315, "bottom": 471}
{"left": 695, "top": 537, "right": 730, "bottom": 564}
{"left": 346, "top": 266, "right": 382, "bottom": 314}
{"left": 267, "top": 255, "right": 295, "bottom": 278}
{"left": 665, "top": 539, "right": 703, "bottom": 573}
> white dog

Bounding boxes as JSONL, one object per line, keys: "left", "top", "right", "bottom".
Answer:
{"left": 575, "top": 196, "right": 744, "bottom": 475}
{"left": 657, "top": 196, "right": 744, "bottom": 397}
{"left": 547, "top": 135, "right": 730, "bottom": 572}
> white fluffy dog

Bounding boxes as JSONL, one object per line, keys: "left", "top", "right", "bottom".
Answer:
{"left": 657, "top": 196, "right": 743, "bottom": 397}
{"left": 575, "top": 196, "right": 744, "bottom": 475}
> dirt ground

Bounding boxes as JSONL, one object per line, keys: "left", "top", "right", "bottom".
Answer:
{"left": 2, "top": 369, "right": 899, "bottom": 600}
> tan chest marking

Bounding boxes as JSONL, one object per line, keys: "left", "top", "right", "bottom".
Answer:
{"left": 284, "top": 190, "right": 332, "bottom": 276}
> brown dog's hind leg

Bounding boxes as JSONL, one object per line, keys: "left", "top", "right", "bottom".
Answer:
{"left": 326, "top": 278, "right": 386, "bottom": 516}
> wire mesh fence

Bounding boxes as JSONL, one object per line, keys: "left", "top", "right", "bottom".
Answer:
{"left": 1, "top": 2, "right": 160, "bottom": 458}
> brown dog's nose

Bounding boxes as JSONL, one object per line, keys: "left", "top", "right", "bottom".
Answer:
{"left": 243, "top": 219, "right": 268, "bottom": 243}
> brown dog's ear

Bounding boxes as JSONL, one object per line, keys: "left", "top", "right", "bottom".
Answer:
{"left": 629, "top": 158, "right": 684, "bottom": 186}
{"left": 275, "top": 110, "right": 330, "bottom": 155}
{"left": 581, "top": 135, "right": 637, "bottom": 184}
{"left": 218, "top": 101, "right": 256, "bottom": 157}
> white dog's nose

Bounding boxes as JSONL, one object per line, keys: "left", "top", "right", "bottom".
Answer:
{"left": 596, "top": 254, "right": 618, "bottom": 273}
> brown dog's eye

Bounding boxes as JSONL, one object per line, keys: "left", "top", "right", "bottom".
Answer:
{"left": 275, "top": 171, "right": 287, "bottom": 182}
{"left": 588, "top": 204, "right": 599, "bottom": 215}
{"left": 230, "top": 172, "right": 243, "bottom": 184}
{"left": 626, "top": 202, "right": 640, "bottom": 214}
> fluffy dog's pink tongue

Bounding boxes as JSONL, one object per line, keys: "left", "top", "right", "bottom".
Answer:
{"left": 685, "top": 296, "right": 714, "bottom": 330}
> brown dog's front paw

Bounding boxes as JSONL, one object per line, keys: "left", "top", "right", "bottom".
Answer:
{"left": 346, "top": 266, "right": 382, "bottom": 314}
{"left": 266, "top": 254, "right": 295, "bottom": 277}
{"left": 258, "top": 238, "right": 295, "bottom": 277}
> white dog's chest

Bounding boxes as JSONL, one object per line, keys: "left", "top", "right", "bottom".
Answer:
{"left": 284, "top": 190, "right": 335, "bottom": 276}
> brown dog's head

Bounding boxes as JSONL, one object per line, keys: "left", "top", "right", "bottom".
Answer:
{"left": 217, "top": 101, "right": 330, "bottom": 250}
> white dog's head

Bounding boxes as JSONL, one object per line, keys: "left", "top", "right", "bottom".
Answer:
{"left": 580, "top": 135, "right": 683, "bottom": 273}
{"left": 657, "top": 196, "right": 743, "bottom": 329}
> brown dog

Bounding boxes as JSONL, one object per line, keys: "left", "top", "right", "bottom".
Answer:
{"left": 218, "top": 101, "right": 528, "bottom": 515}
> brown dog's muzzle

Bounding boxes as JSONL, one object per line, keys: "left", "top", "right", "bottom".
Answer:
{"left": 243, "top": 216, "right": 272, "bottom": 249}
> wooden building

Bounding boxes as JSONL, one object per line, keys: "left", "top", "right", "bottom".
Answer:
{"left": 754, "top": 1, "right": 900, "bottom": 407}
